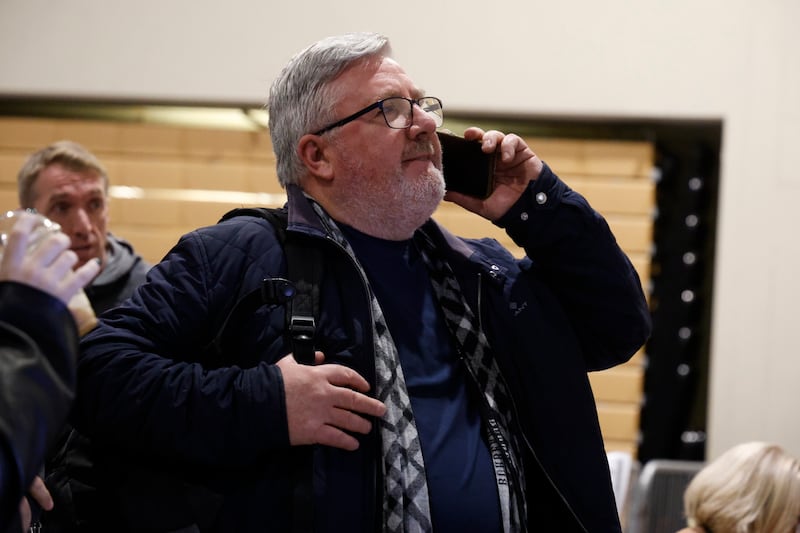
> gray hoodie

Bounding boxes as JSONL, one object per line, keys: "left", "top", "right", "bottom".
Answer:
{"left": 84, "top": 234, "right": 150, "bottom": 315}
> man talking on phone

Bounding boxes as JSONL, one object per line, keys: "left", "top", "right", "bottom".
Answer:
{"left": 72, "top": 32, "right": 651, "bottom": 532}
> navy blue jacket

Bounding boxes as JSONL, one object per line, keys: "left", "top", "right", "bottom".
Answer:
{"left": 75, "top": 165, "right": 651, "bottom": 532}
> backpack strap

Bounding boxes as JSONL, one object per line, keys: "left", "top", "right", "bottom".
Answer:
{"left": 205, "top": 277, "right": 296, "bottom": 359}
{"left": 211, "top": 207, "right": 320, "bottom": 365}
{"left": 215, "top": 206, "right": 317, "bottom": 533}
{"left": 284, "top": 237, "right": 320, "bottom": 365}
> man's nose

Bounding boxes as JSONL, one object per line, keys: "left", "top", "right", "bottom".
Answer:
{"left": 408, "top": 104, "right": 438, "bottom": 136}
{"left": 69, "top": 208, "right": 93, "bottom": 236}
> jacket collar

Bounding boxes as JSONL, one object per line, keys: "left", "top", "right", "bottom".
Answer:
{"left": 284, "top": 183, "right": 508, "bottom": 284}
{"left": 284, "top": 183, "right": 329, "bottom": 239}
{"left": 418, "top": 219, "right": 510, "bottom": 286}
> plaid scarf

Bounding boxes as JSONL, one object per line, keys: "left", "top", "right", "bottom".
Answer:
{"left": 312, "top": 203, "right": 526, "bottom": 532}
{"left": 415, "top": 228, "right": 528, "bottom": 533}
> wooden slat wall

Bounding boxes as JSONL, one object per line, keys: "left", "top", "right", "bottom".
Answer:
{"left": 0, "top": 116, "right": 655, "bottom": 457}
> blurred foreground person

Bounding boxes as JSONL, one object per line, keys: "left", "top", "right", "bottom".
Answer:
{"left": 0, "top": 211, "right": 98, "bottom": 531}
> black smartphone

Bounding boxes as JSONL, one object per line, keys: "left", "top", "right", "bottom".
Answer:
{"left": 437, "top": 131, "right": 496, "bottom": 199}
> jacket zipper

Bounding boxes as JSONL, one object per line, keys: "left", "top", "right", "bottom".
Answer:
{"left": 476, "top": 272, "right": 589, "bottom": 533}
{"left": 321, "top": 234, "right": 383, "bottom": 532}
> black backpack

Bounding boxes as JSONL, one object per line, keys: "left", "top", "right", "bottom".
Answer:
{"left": 210, "top": 206, "right": 321, "bottom": 366}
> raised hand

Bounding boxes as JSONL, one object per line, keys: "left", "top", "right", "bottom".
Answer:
{"left": 444, "top": 127, "right": 545, "bottom": 221}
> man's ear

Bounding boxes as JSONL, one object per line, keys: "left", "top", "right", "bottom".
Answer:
{"left": 298, "top": 134, "right": 334, "bottom": 181}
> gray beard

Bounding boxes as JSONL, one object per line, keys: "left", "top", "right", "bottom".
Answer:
{"left": 335, "top": 163, "right": 445, "bottom": 241}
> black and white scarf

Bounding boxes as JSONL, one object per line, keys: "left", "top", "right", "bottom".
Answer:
{"left": 313, "top": 203, "right": 526, "bottom": 532}
{"left": 415, "top": 228, "right": 528, "bottom": 533}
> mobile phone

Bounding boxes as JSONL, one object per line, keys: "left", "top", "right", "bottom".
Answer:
{"left": 437, "top": 131, "right": 496, "bottom": 199}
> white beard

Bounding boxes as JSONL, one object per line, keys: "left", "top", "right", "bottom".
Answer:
{"left": 332, "top": 147, "right": 445, "bottom": 240}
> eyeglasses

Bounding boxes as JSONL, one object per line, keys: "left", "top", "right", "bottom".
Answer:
{"left": 312, "top": 96, "right": 443, "bottom": 136}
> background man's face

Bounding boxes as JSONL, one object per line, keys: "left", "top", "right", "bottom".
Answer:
{"left": 31, "top": 162, "right": 109, "bottom": 269}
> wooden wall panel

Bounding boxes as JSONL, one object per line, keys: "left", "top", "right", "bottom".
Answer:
{"left": 0, "top": 117, "right": 59, "bottom": 149}
{"left": 590, "top": 366, "right": 644, "bottom": 403}
{"left": 564, "top": 179, "right": 655, "bottom": 215}
{"left": 0, "top": 189, "right": 17, "bottom": 211}
{"left": 0, "top": 153, "right": 23, "bottom": 186}
{"left": 110, "top": 157, "right": 185, "bottom": 189}
{"left": 116, "top": 124, "right": 182, "bottom": 156}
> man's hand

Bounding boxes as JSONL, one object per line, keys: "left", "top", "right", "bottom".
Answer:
{"left": 19, "top": 476, "right": 53, "bottom": 531}
{"left": 276, "top": 352, "right": 386, "bottom": 451}
{"left": 444, "top": 127, "right": 545, "bottom": 221}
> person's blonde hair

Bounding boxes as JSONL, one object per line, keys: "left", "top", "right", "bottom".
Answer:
{"left": 683, "top": 441, "right": 800, "bottom": 533}
{"left": 17, "top": 140, "right": 109, "bottom": 207}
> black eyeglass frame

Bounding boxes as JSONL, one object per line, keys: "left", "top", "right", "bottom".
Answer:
{"left": 312, "top": 96, "right": 443, "bottom": 136}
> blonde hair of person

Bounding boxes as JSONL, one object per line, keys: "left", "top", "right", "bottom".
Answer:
{"left": 682, "top": 441, "right": 800, "bottom": 533}
{"left": 17, "top": 140, "right": 109, "bottom": 208}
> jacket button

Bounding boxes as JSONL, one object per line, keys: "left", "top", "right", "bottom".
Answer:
{"left": 520, "top": 212, "right": 529, "bottom": 221}
{"left": 535, "top": 192, "right": 547, "bottom": 204}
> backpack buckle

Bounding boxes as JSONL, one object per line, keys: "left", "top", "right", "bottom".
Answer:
{"left": 261, "top": 278, "right": 296, "bottom": 304}
{"left": 289, "top": 316, "right": 316, "bottom": 365}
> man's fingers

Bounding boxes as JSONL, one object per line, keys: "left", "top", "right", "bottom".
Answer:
{"left": 278, "top": 354, "right": 386, "bottom": 450}
{"left": 315, "top": 424, "right": 360, "bottom": 451}
{"left": 328, "top": 406, "right": 375, "bottom": 435}
{"left": 462, "top": 127, "right": 486, "bottom": 142}
{"left": 28, "top": 475, "right": 54, "bottom": 510}
{"left": 0, "top": 212, "right": 37, "bottom": 274}
{"left": 323, "top": 364, "right": 371, "bottom": 393}
{"left": 19, "top": 497, "right": 32, "bottom": 531}
{"left": 60, "top": 258, "right": 101, "bottom": 301}
{"left": 28, "top": 232, "right": 72, "bottom": 269}
{"left": 334, "top": 386, "right": 386, "bottom": 418}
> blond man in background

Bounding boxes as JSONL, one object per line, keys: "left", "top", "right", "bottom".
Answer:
{"left": 17, "top": 140, "right": 149, "bottom": 315}
{"left": 16, "top": 141, "right": 150, "bottom": 532}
